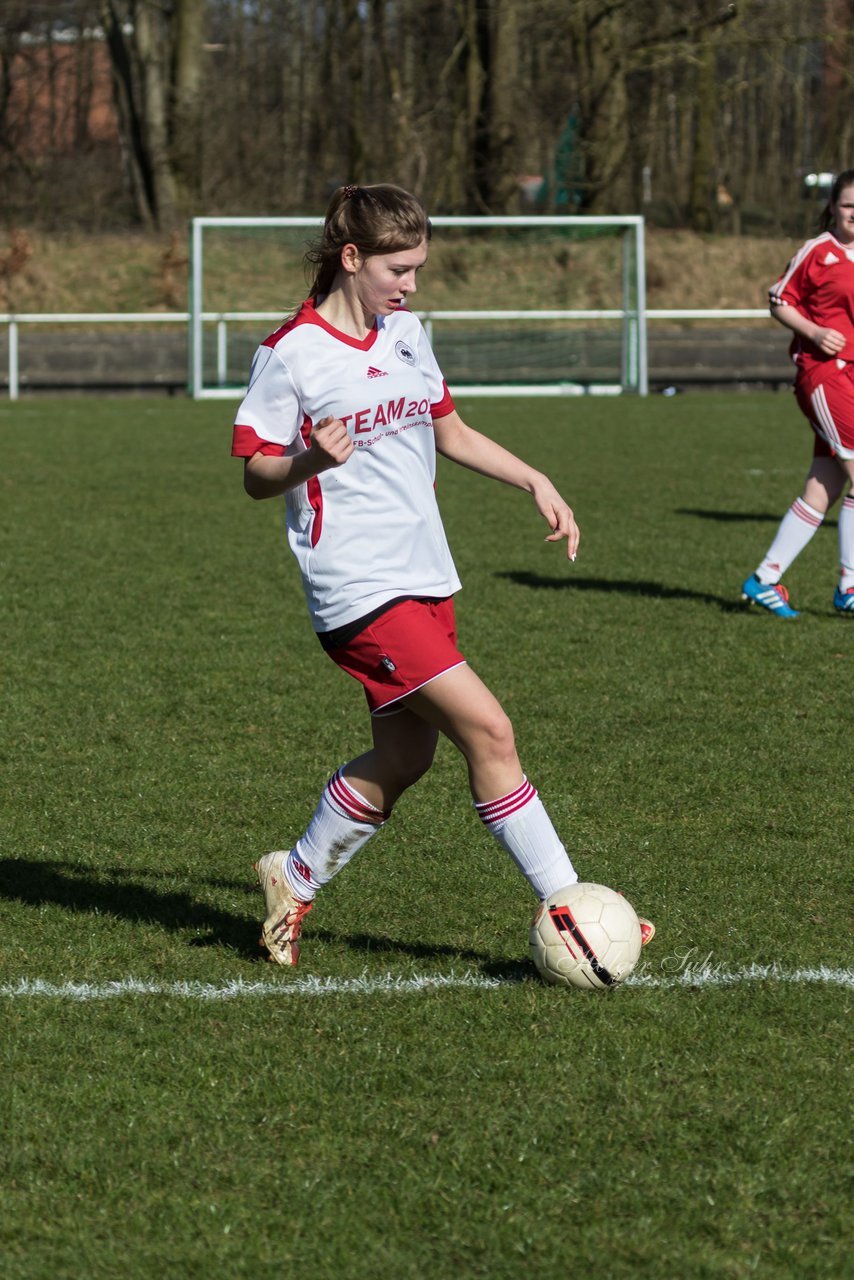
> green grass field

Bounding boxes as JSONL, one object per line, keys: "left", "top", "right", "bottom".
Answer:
{"left": 1, "top": 392, "right": 851, "bottom": 1279}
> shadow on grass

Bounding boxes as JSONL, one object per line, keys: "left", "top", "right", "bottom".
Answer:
{"left": 0, "top": 858, "right": 523, "bottom": 974}
{"left": 676, "top": 507, "right": 838, "bottom": 529}
{"left": 0, "top": 856, "right": 261, "bottom": 960}
{"left": 497, "top": 570, "right": 744, "bottom": 612}
{"left": 307, "top": 925, "right": 528, "bottom": 979}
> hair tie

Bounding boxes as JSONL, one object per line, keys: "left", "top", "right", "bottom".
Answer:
{"left": 343, "top": 184, "right": 358, "bottom": 199}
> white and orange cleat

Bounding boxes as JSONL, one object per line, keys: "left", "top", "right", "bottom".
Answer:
{"left": 638, "top": 917, "right": 656, "bottom": 946}
{"left": 254, "top": 850, "right": 313, "bottom": 967}
{"left": 616, "top": 889, "right": 656, "bottom": 946}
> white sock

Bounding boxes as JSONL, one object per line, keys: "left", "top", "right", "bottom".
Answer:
{"left": 475, "top": 777, "right": 578, "bottom": 900}
{"left": 285, "top": 768, "right": 389, "bottom": 900}
{"left": 839, "top": 495, "right": 854, "bottom": 590}
{"left": 756, "top": 498, "right": 824, "bottom": 583}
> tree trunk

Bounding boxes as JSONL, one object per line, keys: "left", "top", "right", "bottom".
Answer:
{"left": 478, "top": 0, "right": 520, "bottom": 211}
{"left": 688, "top": 34, "right": 715, "bottom": 232}
{"left": 567, "top": 1, "right": 630, "bottom": 212}
{"left": 100, "top": 0, "right": 157, "bottom": 227}
{"left": 134, "top": 1, "right": 179, "bottom": 227}
{"left": 817, "top": 0, "right": 854, "bottom": 171}
{"left": 170, "top": 0, "right": 205, "bottom": 201}
{"left": 100, "top": 0, "right": 203, "bottom": 229}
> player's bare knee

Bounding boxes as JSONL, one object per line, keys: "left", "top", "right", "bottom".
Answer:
{"left": 474, "top": 706, "right": 517, "bottom": 766}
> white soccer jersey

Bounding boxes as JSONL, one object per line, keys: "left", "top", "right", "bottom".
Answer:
{"left": 232, "top": 300, "right": 461, "bottom": 632}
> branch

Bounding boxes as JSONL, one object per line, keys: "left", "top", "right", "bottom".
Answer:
{"left": 629, "top": 3, "right": 738, "bottom": 54}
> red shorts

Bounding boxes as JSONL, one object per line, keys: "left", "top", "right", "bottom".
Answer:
{"left": 795, "top": 363, "right": 854, "bottom": 460}
{"left": 325, "top": 597, "right": 466, "bottom": 715}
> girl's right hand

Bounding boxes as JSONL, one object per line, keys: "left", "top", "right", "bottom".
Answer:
{"left": 310, "top": 416, "right": 354, "bottom": 470}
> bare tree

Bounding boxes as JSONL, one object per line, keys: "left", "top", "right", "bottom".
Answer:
{"left": 0, "top": 0, "right": 850, "bottom": 231}
{"left": 816, "top": 0, "right": 854, "bottom": 172}
{"left": 99, "top": 0, "right": 205, "bottom": 228}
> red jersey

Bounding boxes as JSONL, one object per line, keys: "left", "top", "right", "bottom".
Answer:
{"left": 769, "top": 231, "right": 854, "bottom": 384}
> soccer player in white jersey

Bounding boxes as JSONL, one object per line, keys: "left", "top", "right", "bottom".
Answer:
{"left": 742, "top": 168, "right": 854, "bottom": 618}
{"left": 232, "top": 183, "right": 655, "bottom": 967}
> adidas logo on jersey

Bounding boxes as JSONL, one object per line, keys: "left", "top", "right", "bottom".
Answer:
{"left": 823, "top": 251, "right": 840, "bottom": 264}
{"left": 367, "top": 366, "right": 388, "bottom": 378}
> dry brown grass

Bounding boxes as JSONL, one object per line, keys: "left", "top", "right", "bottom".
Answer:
{"left": 643, "top": 228, "right": 794, "bottom": 309}
{"left": 0, "top": 225, "right": 799, "bottom": 314}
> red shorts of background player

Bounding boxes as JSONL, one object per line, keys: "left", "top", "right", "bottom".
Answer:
{"left": 795, "top": 362, "right": 854, "bottom": 460}
{"left": 324, "top": 596, "right": 466, "bottom": 716}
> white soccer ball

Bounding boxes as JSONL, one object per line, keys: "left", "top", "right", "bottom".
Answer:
{"left": 529, "top": 882, "right": 642, "bottom": 990}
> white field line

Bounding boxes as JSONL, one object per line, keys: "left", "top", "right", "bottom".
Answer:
{"left": 0, "top": 964, "right": 852, "bottom": 1002}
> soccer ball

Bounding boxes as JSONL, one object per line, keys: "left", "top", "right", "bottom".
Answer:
{"left": 529, "top": 882, "right": 642, "bottom": 990}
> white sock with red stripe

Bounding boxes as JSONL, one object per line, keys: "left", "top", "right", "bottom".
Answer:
{"left": 475, "top": 776, "right": 578, "bottom": 900}
{"left": 756, "top": 497, "right": 824, "bottom": 583}
{"left": 839, "top": 495, "right": 854, "bottom": 590}
{"left": 285, "top": 767, "right": 390, "bottom": 900}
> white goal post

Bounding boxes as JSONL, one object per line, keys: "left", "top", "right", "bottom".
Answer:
{"left": 188, "top": 215, "right": 647, "bottom": 398}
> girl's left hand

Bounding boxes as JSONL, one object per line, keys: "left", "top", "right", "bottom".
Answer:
{"left": 536, "top": 486, "right": 580, "bottom": 561}
{"left": 814, "top": 326, "right": 846, "bottom": 356}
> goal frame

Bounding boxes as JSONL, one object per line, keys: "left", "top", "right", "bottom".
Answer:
{"left": 188, "top": 215, "right": 647, "bottom": 398}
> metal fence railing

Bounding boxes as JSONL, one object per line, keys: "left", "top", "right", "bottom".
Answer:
{"left": 1, "top": 308, "right": 772, "bottom": 402}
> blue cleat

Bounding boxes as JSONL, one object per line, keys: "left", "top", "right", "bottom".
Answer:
{"left": 833, "top": 585, "right": 854, "bottom": 614}
{"left": 741, "top": 574, "right": 799, "bottom": 618}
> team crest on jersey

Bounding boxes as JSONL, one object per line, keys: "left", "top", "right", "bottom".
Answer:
{"left": 395, "top": 340, "right": 417, "bottom": 366}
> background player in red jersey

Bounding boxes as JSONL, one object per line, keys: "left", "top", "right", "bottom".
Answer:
{"left": 742, "top": 168, "right": 854, "bottom": 618}
{"left": 231, "top": 183, "right": 654, "bottom": 966}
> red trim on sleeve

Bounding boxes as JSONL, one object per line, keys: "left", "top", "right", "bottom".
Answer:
{"left": 431, "top": 380, "right": 455, "bottom": 420}
{"left": 231, "top": 423, "right": 286, "bottom": 458}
